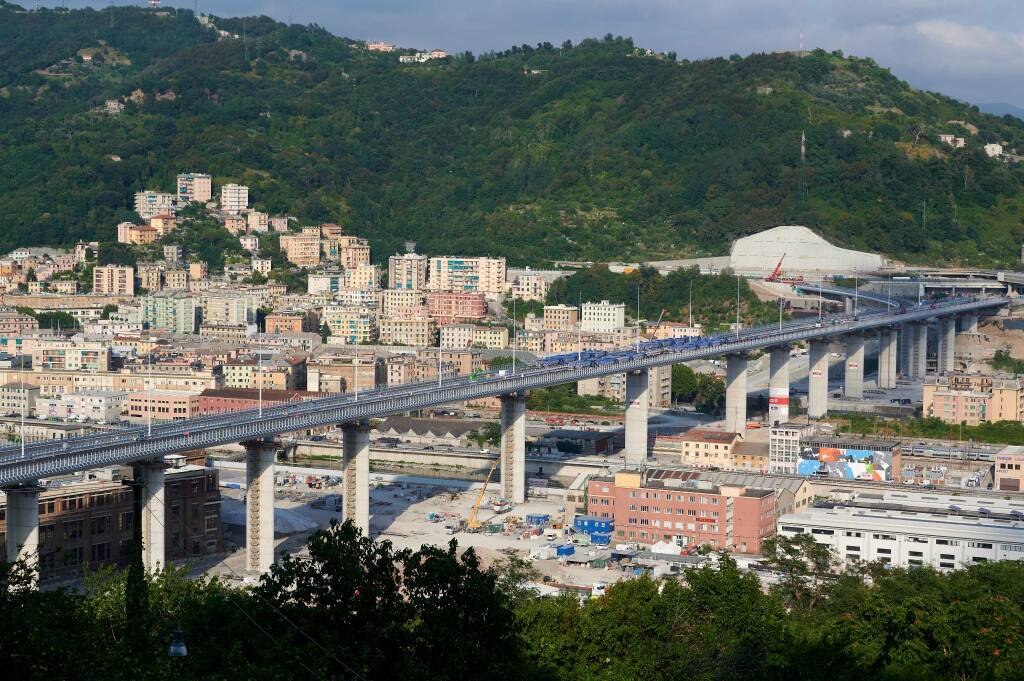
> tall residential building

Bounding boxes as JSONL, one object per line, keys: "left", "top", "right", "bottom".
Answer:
{"left": 247, "top": 210, "right": 269, "bottom": 233}
{"left": 344, "top": 263, "right": 381, "bottom": 290}
{"left": 379, "top": 316, "right": 436, "bottom": 347}
{"left": 388, "top": 252, "right": 428, "bottom": 290}
{"left": 133, "top": 191, "right": 175, "bottom": 219}
{"left": 201, "top": 294, "right": 255, "bottom": 325}
{"left": 220, "top": 183, "right": 249, "bottom": 214}
{"left": 340, "top": 239, "right": 371, "bottom": 271}
{"left": 510, "top": 270, "right": 548, "bottom": 302}
{"left": 542, "top": 304, "right": 579, "bottom": 331}
{"left": 322, "top": 305, "right": 377, "bottom": 344}
{"left": 426, "top": 256, "right": 506, "bottom": 295}
{"left": 32, "top": 340, "right": 111, "bottom": 372}
{"left": 93, "top": 265, "right": 135, "bottom": 295}
{"left": 176, "top": 172, "right": 213, "bottom": 203}
{"left": 578, "top": 364, "right": 672, "bottom": 408}
{"left": 923, "top": 373, "right": 1024, "bottom": 425}
{"left": 581, "top": 300, "right": 626, "bottom": 332}
{"left": 425, "top": 291, "right": 487, "bottom": 323}
{"left": 280, "top": 233, "right": 321, "bottom": 268}
{"left": 768, "top": 422, "right": 815, "bottom": 475}
{"left": 141, "top": 292, "right": 199, "bottom": 335}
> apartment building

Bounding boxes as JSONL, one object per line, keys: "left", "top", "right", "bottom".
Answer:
{"left": 440, "top": 324, "right": 509, "bottom": 350}
{"left": 197, "top": 388, "right": 324, "bottom": 415}
{"left": 32, "top": 340, "right": 111, "bottom": 371}
{"left": 35, "top": 390, "right": 126, "bottom": 422}
{"left": 116, "top": 223, "right": 159, "bottom": 245}
{"left": 0, "top": 307, "right": 39, "bottom": 334}
{"left": 224, "top": 215, "right": 247, "bottom": 235}
{"left": 768, "top": 422, "right": 816, "bottom": 474}
{"left": 201, "top": 293, "right": 255, "bottom": 326}
{"left": 321, "top": 305, "right": 377, "bottom": 344}
{"left": 280, "top": 233, "right": 321, "bottom": 268}
{"left": 306, "top": 353, "right": 383, "bottom": 393}
{"left": 586, "top": 470, "right": 776, "bottom": 554}
{"left": 163, "top": 269, "right": 189, "bottom": 291}
{"left": 93, "top": 265, "right": 135, "bottom": 295}
{"left": 266, "top": 310, "right": 318, "bottom": 335}
{"left": 509, "top": 270, "right": 548, "bottom": 302}
{"left": 425, "top": 291, "right": 487, "bottom": 323}
{"left": 384, "top": 353, "right": 458, "bottom": 385}
{"left": 188, "top": 261, "right": 209, "bottom": 281}
{"left": 177, "top": 172, "right": 213, "bottom": 203}
{"left": 427, "top": 256, "right": 506, "bottom": 295}
{"left": 578, "top": 364, "right": 671, "bottom": 408}
{"left": 344, "top": 263, "right": 381, "bottom": 290}
{"left": 777, "top": 491, "right": 1024, "bottom": 571}
{"left": 652, "top": 429, "right": 743, "bottom": 468}
{"left": 340, "top": 239, "right": 371, "bottom": 271}
{"left": 220, "top": 183, "right": 249, "bottom": 214}
{"left": 543, "top": 304, "right": 579, "bottom": 331}
{"left": 418, "top": 348, "right": 483, "bottom": 376}
{"left": 247, "top": 210, "right": 269, "bottom": 233}
{"left": 252, "top": 258, "right": 272, "bottom": 276}
{"left": 923, "top": 373, "right": 1024, "bottom": 425}
{"left": 0, "top": 381, "right": 39, "bottom": 415}
{"left": 148, "top": 214, "right": 176, "bottom": 238}
{"left": 388, "top": 252, "right": 428, "bottom": 291}
{"left": 133, "top": 190, "right": 175, "bottom": 219}
{"left": 141, "top": 292, "right": 199, "bottom": 335}
{"left": 381, "top": 289, "right": 427, "bottom": 317}
{"left": 127, "top": 390, "right": 200, "bottom": 423}
{"left": 0, "top": 464, "right": 222, "bottom": 581}
{"left": 136, "top": 264, "right": 163, "bottom": 292}
{"left": 163, "top": 245, "right": 183, "bottom": 264}
{"left": 221, "top": 359, "right": 295, "bottom": 391}
{"left": 379, "top": 316, "right": 436, "bottom": 347}
{"left": 581, "top": 300, "right": 626, "bottom": 332}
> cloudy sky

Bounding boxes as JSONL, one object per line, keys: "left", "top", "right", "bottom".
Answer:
{"left": 53, "top": 1, "right": 1024, "bottom": 108}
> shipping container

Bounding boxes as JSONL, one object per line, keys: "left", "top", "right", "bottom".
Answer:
{"left": 556, "top": 544, "right": 576, "bottom": 557}
{"left": 525, "top": 513, "right": 550, "bottom": 527}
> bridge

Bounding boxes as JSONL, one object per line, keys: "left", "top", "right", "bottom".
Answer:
{"left": 1, "top": 295, "right": 1007, "bottom": 578}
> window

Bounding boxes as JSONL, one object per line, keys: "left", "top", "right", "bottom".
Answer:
{"left": 908, "top": 559, "right": 923, "bottom": 566}
{"left": 908, "top": 550, "right": 923, "bottom": 557}
{"left": 811, "top": 528, "right": 835, "bottom": 536}
{"left": 876, "top": 548, "right": 892, "bottom": 555}
{"left": 968, "top": 542, "right": 993, "bottom": 550}
{"left": 935, "top": 539, "right": 960, "bottom": 546}
{"left": 846, "top": 545, "right": 860, "bottom": 552}
{"left": 63, "top": 546, "right": 84, "bottom": 567}
{"left": 940, "top": 553, "right": 955, "bottom": 560}
{"left": 939, "top": 562, "right": 954, "bottom": 569}
{"left": 972, "top": 557, "right": 988, "bottom": 563}
{"left": 872, "top": 533, "right": 896, "bottom": 541}
{"left": 843, "top": 531, "right": 863, "bottom": 537}
{"left": 90, "top": 516, "right": 110, "bottom": 536}
{"left": 119, "top": 512, "right": 133, "bottom": 532}
{"left": 64, "top": 520, "right": 83, "bottom": 540}
{"left": 91, "top": 542, "right": 111, "bottom": 562}
{"left": 781, "top": 526, "right": 805, "bottom": 534}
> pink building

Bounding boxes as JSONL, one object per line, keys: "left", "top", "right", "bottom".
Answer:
{"left": 585, "top": 470, "right": 776, "bottom": 554}
{"left": 425, "top": 291, "right": 487, "bottom": 323}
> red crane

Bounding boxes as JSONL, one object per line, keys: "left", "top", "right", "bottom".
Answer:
{"left": 765, "top": 254, "right": 787, "bottom": 282}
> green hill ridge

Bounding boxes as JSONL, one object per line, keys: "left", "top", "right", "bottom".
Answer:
{"left": 1, "top": 4, "right": 1023, "bottom": 267}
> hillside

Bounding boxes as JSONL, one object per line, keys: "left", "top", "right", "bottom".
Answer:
{"left": 1, "top": 4, "right": 1023, "bottom": 266}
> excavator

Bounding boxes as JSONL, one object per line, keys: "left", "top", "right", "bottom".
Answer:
{"left": 467, "top": 458, "right": 500, "bottom": 531}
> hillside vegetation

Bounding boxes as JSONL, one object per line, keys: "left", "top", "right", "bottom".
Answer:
{"left": 1, "top": 4, "right": 1023, "bottom": 267}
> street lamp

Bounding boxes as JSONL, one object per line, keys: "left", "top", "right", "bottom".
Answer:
{"left": 168, "top": 629, "right": 187, "bottom": 657}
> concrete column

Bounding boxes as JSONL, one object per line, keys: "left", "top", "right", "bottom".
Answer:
{"left": 134, "top": 461, "right": 166, "bottom": 574}
{"left": 912, "top": 323, "right": 928, "bottom": 379}
{"left": 500, "top": 393, "right": 527, "bottom": 503}
{"left": 937, "top": 317, "right": 956, "bottom": 374}
{"left": 4, "top": 483, "right": 40, "bottom": 581}
{"left": 962, "top": 314, "right": 979, "bottom": 334}
{"left": 725, "top": 354, "right": 747, "bottom": 435}
{"left": 341, "top": 423, "right": 370, "bottom": 533}
{"left": 807, "top": 339, "right": 829, "bottom": 419}
{"left": 768, "top": 347, "right": 790, "bottom": 425}
{"left": 244, "top": 440, "right": 277, "bottom": 573}
{"left": 624, "top": 370, "right": 650, "bottom": 466}
{"left": 844, "top": 335, "right": 865, "bottom": 399}
{"left": 844, "top": 298, "right": 854, "bottom": 314}
{"left": 877, "top": 329, "right": 897, "bottom": 390}
{"left": 897, "top": 324, "right": 910, "bottom": 376}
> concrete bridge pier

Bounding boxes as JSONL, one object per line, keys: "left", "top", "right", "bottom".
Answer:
{"left": 877, "top": 328, "right": 897, "bottom": 390}
{"left": 725, "top": 354, "right": 747, "bottom": 435}
{"left": 341, "top": 423, "right": 370, "bottom": 534}
{"left": 897, "top": 323, "right": 911, "bottom": 377}
{"left": 844, "top": 335, "right": 865, "bottom": 399}
{"left": 807, "top": 339, "right": 829, "bottom": 419}
{"left": 961, "top": 314, "right": 979, "bottom": 334}
{"left": 133, "top": 460, "right": 166, "bottom": 574}
{"left": 768, "top": 347, "right": 790, "bottom": 425}
{"left": 624, "top": 371, "right": 650, "bottom": 467}
{"left": 4, "top": 482, "right": 41, "bottom": 582}
{"left": 499, "top": 393, "right": 527, "bottom": 503}
{"left": 937, "top": 317, "right": 956, "bottom": 374}
{"left": 911, "top": 322, "right": 928, "bottom": 379}
{"left": 243, "top": 439, "right": 277, "bottom": 573}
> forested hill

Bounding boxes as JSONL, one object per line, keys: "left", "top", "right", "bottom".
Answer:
{"left": 2, "top": 4, "right": 1024, "bottom": 267}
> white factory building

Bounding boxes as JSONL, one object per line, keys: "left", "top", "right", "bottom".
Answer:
{"left": 777, "top": 490, "right": 1024, "bottom": 572}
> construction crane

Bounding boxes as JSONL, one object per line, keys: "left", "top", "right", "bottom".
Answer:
{"left": 765, "top": 254, "right": 787, "bottom": 282}
{"left": 645, "top": 308, "right": 668, "bottom": 340}
{"left": 467, "top": 458, "right": 500, "bottom": 530}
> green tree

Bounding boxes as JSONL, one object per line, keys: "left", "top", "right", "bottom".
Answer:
{"left": 761, "top": 532, "right": 839, "bottom": 609}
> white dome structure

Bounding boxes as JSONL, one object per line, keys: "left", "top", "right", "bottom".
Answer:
{"left": 729, "top": 225, "right": 884, "bottom": 276}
